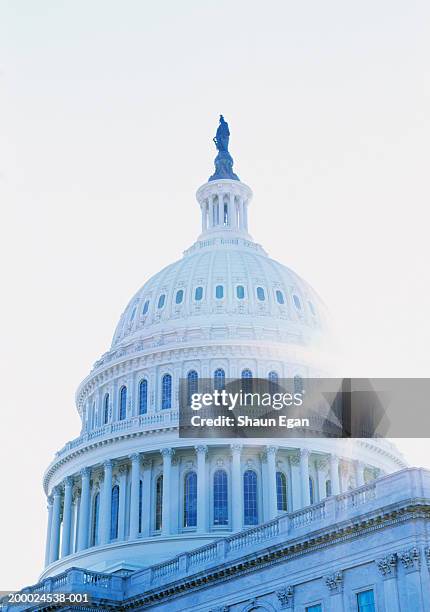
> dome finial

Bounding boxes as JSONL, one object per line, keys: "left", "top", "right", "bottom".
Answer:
{"left": 209, "top": 115, "right": 240, "bottom": 181}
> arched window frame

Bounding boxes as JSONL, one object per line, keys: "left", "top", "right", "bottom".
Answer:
{"left": 139, "top": 379, "right": 148, "bottom": 415}
{"left": 243, "top": 469, "right": 258, "bottom": 525}
{"left": 293, "top": 294, "right": 302, "bottom": 310}
{"left": 119, "top": 386, "right": 127, "bottom": 421}
{"left": 213, "top": 468, "right": 229, "bottom": 526}
{"left": 236, "top": 284, "right": 246, "bottom": 300}
{"left": 175, "top": 289, "right": 184, "bottom": 305}
{"left": 275, "top": 289, "right": 285, "bottom": 305}
{"left": 214, "top": 368, "right": 226, "bottom": 391}
{"left": 142, "top": 300, "right": 150, "bottom": 315}
{"left": 91, "top": 491, "right": 100, "bottom": 546}
{"left": 186, "top": 370, "right": 198, "bottom": 406}
{"left": 215, "top": 284, "right": 224, "bottom": 300}
{"left": 325, "top": 479, "right": 332, "bottom": 497}
{"left": 194, "top": 286, "right": 204, "bottom": 302}
{"left": 241, "top": 368, "right": 253, "bottom": 401}
{"left": 183, "top": 471, "right": 197, "bottom": 528}
{"left": 256, "top": 286, "right": 266, "bottom": 301}
{"left": 110, "top": 485, "right": 119, "bottom": 540}
{"left": 309, "top": 476, "right": 315, "bottom": 505}
{"left": 161, "top": 373, "right": 172, "bottom": 410}
{"left": 157, "top": 294, "right": 166, "bottom": 309}
{"left": 276, "top": 471, "right": 288, "bottom": 512}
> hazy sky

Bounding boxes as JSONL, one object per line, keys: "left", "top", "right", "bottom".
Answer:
{"left": 1, "top": 0, "right": 430, "bottom": 590}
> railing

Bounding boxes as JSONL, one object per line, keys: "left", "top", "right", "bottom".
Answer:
{"left": 55, "top": 411, "right": 179, "bottom": 458}
{"left": 290, "top": 502, "right": 326, "bottom": 529}
{"left": 227, "top": 518, "right": 280, "bottom": 553}
{"left": 336, "top": 482, "right": 376, "bottom": 511}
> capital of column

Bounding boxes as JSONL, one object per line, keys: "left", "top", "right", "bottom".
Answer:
{"left": 398, "top": 547, "right": 421, "bottom": 572}
{"left": 129, "top": 452, "right": 140, "bottom": 464}
{"left": 64, "top": 476, "right": 74, "bottom": 488}
{"left": 142, "top": 458, "right": 153, "bottom": 469}
{"left": 80, "top": 467, "right": 91, "bottom": 479}
{"left": 289, "top": 453, "right": 300, "bottom": 466}
{"left": 316, "top": 458, "right": 328, "bottom": 471}
{"left": 230, "top": 443, "right": 242, "bottom": 455}
{"left": 103, "top": 459, "right": 113, "bottom": 470}
{"left": 119, "top": 465, "right": 128, "bottom": 476}
{"left": 376, "top": 553, "right": 398, "bottom": 578}
{"left": 300, "top": 448, "right": 310, "bottom": 459}
{"left": 195, "top": 444, "right": 208, "bottom": 455}
{"left": 52, "top": 486, "right": 62, "bottom": 498}
{"left": 47, "top": 495, "right": 53, "bottom": 507}
{"left": 266, "top": 445, "right": 278, "bottom": 456}
{"left": 325, "top": 570, "right": 343, "bottom": 594}
{"left": 161, "top": 447, "right": 175, "bottom": 458}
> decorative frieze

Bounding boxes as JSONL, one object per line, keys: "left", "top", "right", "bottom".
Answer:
{"left": 376, "top": 553, "right": 398, "bottom": 577}
{"left": 398, "top": 547, "right": 421, "bottom": 572}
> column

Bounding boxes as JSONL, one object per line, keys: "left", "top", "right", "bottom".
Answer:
{"left": 100, "top": 460, "right": 113, "bottom": 545}
{"left": 243, "top": 200, "right": 248, "bottom": 230}
{"left": 316, "top": 459, "right": 328, "bottom": 500}
{"left": 376, "top": 554, "right": 400, "bottom": 612}
{"left": 289, "top": 454, "right": 302, "bottom": 511}
{"left": 129, "top": 453, "right": 141, "bottom": 540}
{"left": 330, "top": 454, "right": 341, "bottom": 495}
{"left": 238, "top": 198, "right": 244, "bottom": 230}
{"left": 141, "top": 459, "right": 152, "bottom": 536}
{"left": 196, "top": 445, "right": 208, "bottom": 533}
{"left": 202, "top": 201, "right": 208, "bottom": 231}
{"left": 231, "top": 444, "right": 242, "bottom": 531}
{"left": 49, "top": 486, "right": 62, "bottom": 564}
{"left": 161, "top": 448, "right": 174, "bottom": 536}
{"left": 325, "top": 571, "right": 344, "bottom": 612}
{"left": 266, "top": 446, "right": 278, "bottom": 519}
{"left": 77, "top": 468, "right": 91, "bottom": 551}
{"left": 399, "top": 547, "right": 424, "bottom": 610}
{"left": 61, "top": 477, "right": 73, "bottom": 557}
{"left": 355, "top": 460, "right": 365, "bottom": 487}
{"left": 300, "top": 449, "right": 311, "bottom": 507}
{"left": 44, "top": 495, "right": 53, "bottom": 567}
{"left": 118, "top": 466, "right": 128, "bottom": 540}
{"left": 230, "top": 193, "right": 237, "bottom": 228}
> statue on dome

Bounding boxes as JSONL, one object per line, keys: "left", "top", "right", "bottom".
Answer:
{"left": 209, "top": 115, "right": 240, "bottom": 182}
{"left": 213, "top": 115, "right": 230, "bottom": 152}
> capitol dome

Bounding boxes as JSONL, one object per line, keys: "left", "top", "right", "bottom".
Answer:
{"left": 41, "top": 118, "right": 406, "bottom": 580}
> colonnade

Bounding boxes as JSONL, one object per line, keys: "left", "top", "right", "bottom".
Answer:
{"left": 200, "top": 192, "right": 249, "bottom": 233}
{"left": 45, "top": 446, "right": 371, "bottom": 567}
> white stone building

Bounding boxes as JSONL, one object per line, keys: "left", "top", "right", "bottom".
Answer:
{"left": 6, "top": 119, "right": 430, "bottom": 612}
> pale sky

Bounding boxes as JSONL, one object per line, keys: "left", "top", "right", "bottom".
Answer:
{"left": 1, "top": 0, "right": 430, "bottom": 590}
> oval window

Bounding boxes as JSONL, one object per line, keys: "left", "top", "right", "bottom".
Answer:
{"left": 215, "top": 285, "right": 224, "bottom": 299}
{"left": 293, "top": 294, "right": 301, "bottom": 310}
{"left": 236, "top": 285, "right": 245, "bottom": 300}
{"left": 158, "top": 294, "right": 166, "bottom": 309}
{"left": 142, "top": 300, "right": 149, "bottom": 315}
{"left": 195, "top": 286, "right": 203, "bottom": 301}
{"left": 256, "top": 286, "right": 265, "bottom": 301}
{"left": 275, "top": 290, "right": 284, "bottom": 305}
{"left": 175, "top": 289, "right": 184, "bottom": 304}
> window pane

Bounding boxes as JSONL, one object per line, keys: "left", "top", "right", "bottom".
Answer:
{"left": 215, "top": 285, "right": 224, "bottom": 299}
{"left": 91, "top": 493, "right": 100, "bottom": 546}
{"left": 155, "top": 476, "right": 163, "bottom": 531}
{"left": 214, "top": 469, "right": 228, "bottom": 525}
{"left": 276, "top": 472, "right": 288, "bottom": 511}
{"left": 184, "top": 472, "right": 197, "bottom": 527}
{"left": 175, "top": 289, "right": 184, "bottom": 304}
{"left": 119, "top": 386, "right": 127, "bottom": 420}
{"left": 243, "top": 470, "right": 258, "bottom": 525}
{"left": 256, "top": 286, "right": 265, "bottom": 301}
{"left": 309, "top": 477, "right": 314, "bottom": 504}
{"left": 139, "top": 379, "right": 148, "bottom": 415}
{"left": 326, "top": 479, "right": 332, "bottom": 497}
{"left": 142, "top": 300, "right": 149, "bottom": 315}
{"left": 357, "top": 590, "right": 375, "bottom": 612}
{"left": 110, "top": 486, "right": 119, "bottom": 540}
{"left": 214, "top": 368, "right": 225, "bottom": 391}
{"left": 306, "top": 606, "right": 322, "bottom": 612}
{"left": 236, "top": 285, "right": 245, "bottom": 299}
{"left": 158, "top": 294, "right": 166, "bottom": 309}
{"left": 195, "top": 286, "right": 203, "bottom": 301}
{"left": 293, "top": 294, "right": 302, "bottom": 309}
{"left": 162, "top": 374, "right": 172, "bottom": 409}
{"left": 103, "top": 394, "right": 109, "bottom": 425}
{"left": 187, "top": 370, "right": 198, "bottom": 405}
{"left": 275, "top": 290, "right": 284, "bottom": 304}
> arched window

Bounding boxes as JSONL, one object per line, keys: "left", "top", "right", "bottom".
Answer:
{"left": 103, "top": 394, "right": 109, "bottom": 425}
{"left": 91, "top": 492, "right": 100, "bottom": 546}
{"left": 325, "top": 479, "right": 332, "bottom": 497}
{"left": 268, "top": 370, "right": 279, "bottom": 394}
{"left": 155, "top": 475, "right": 163, "bottom": 531}
{"left": 195, "top": 286, "right": 203, "bottom": 301}
{"left": 213, "top": 469, "right": 228, "bottom": 525}
{"left": 142, "top": 300, "right": 149, "bottom": 315}
{"left": 129, "top": 305, "right": 137, "bottom": 322}
{"left": 241, "top": 368, "right": 253, "bottom": 400}
{"left": 309, "top": 476, "right": 315, "bottom": 505}
{"left": 183, "top": 472, "right": 197, "bottom": 528}
{"left": 223, "top": 202, "right": 228, "bottom": 225}
{"left": 161, "top": 374, "right": 172, "bottom": 409}
{"left": 276, "top": 472, "right": 288, "bottom": 512}
{"left": 187, "top": 370, "right": 198, "bottom": 405}
{"left": 110, "top": 485, "right": 119, "bottom": 540}
{"left": 139, "top": 379, "right": 148, "bottom": 415}
{"left": 175, "top": 289, "right": 184, "bottom": 304}
{"left": 138, "top": 479, "right": 143, "bottom": 534}
{"left": 215, "top": 285, "right": 224, "bottom": 299}
{"left": 256, "top": 286, "right": 266, "bottom": 301}
{"left": 214, "top": 368, "right": 225, "bottom": 391}
{"left": 275, "top": 290, "right": 285, "bottom": 304}
{"left": 119, "top": 386, "right": 127, "bottom": 421}
{"left": 236, "top": 285, "right": 245, "bottom": 300}
{"left": 294, "top": 375, "right": 303, "bottom": 394}
{"left": 157, "top": 294, "right": 166, "bottom": 309}
{"left": 243, "top": 470, "right": 258, "bottom": 525}
{"left": 293, "top": 294, "right": 302, "bottom": 310}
